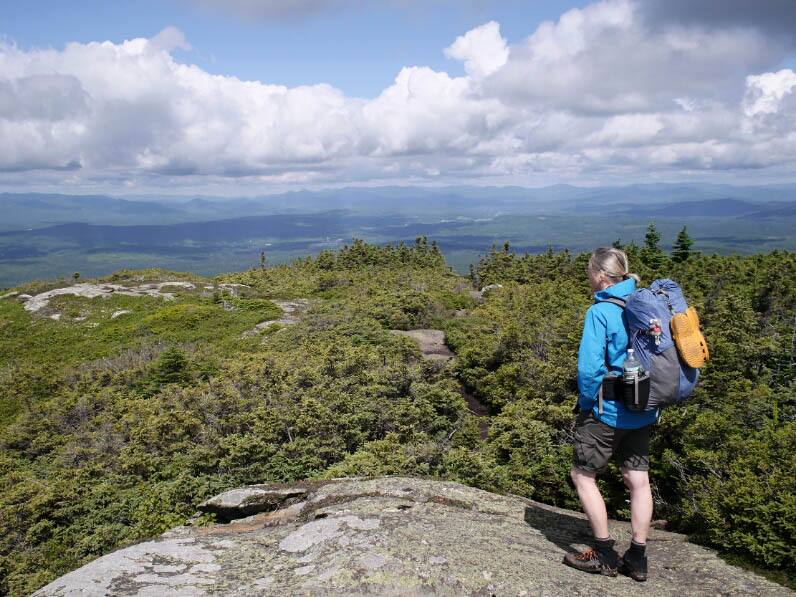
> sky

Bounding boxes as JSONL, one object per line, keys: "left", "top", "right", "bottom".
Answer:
{"left": 1, "top": 0, "right": 796, "bottom": 196}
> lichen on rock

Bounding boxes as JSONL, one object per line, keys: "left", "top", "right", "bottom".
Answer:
{"left": 33, "top": 476, "right": 792, "bottom": 597}
{"left": 197, "top": 486, "right": 307, "bottom": 522}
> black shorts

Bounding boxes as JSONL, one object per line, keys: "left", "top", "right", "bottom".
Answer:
{"left": 572, "top": 411, "right": 650, "bottom": 473}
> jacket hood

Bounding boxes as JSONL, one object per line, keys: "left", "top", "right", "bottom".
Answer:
{"left": 594, "top": 277, "right": 636, "bottom": 302}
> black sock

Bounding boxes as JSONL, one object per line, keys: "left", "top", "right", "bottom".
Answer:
{"left": 594, "top": 537, "right": 618, "bottom": 566}
{"left": 628, "top": 540, "right": 646, "bottom": 559}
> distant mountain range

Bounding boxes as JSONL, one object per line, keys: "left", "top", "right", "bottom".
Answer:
{"left": 0, "top": 211, "right": 404, "bottom": 246}
{"left": 3, "top": 182, "right": 796, "bottom": 232}
{"left": 1, "top": 184, "right": 795, "bottom": 288}
{"left": 630, "top": 198, "right": 765, "bottom": 217}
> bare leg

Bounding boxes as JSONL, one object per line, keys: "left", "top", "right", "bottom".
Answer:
{"left": 570, "top": 467, "right": 610, "bottom": 538}
{"left": 621, "top": 468, "right": 653, "bottom": 544}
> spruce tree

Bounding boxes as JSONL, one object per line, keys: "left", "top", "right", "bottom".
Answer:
{"left": 150, "top": 346, "right": 190, "bottom": 386}
{"left": 641, "top": 222, "right": 666, "bottom": 269}
{"left": 672, "top": 226, "right": 694, "bottom": 263}
{"left": 644, "top": 221, "right": 661, "bottom": 252}
{"left": 625, "top": 240, "right": 640, "bottom": 262}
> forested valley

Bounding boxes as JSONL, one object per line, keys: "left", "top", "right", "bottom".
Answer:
{"left": 0, "top": 232, "right": 793, "bottom": 595}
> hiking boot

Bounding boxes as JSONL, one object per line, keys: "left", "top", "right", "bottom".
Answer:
{"left": 619, "top": 550, "right": 648, "bottom": 582}
{"left": 563, "top": 549, "right": 618, "bottom": 577}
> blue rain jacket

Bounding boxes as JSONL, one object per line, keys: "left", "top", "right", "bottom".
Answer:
{"left": 577, "top": 278, "right": 660, "bottom": 429}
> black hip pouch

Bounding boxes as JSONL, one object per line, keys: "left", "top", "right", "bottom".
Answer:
{"left": 600, "top": 373, "right": 651, "bottom": 413}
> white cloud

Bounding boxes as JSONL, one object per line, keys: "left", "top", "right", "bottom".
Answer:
{"left": 743, "top": 69, "right": 796, "bottom": 116}
{"left": 149, "top": 26, "right": 192, "bottom": 53}
{"left": 362, "top": 66, "right": 506, "bottom": 156}
{"left": 444, "top": 21, "right": 508, "bottom": 79}
{"left": 488, "top": 0, "right": 784, "bottom": 114}
{"left": 0, "top": 74, "right": 89, "bottom": 121}
{"left": 586, "top": 114, "right": 664, "bottom": 147}
{"left": 740, "top": 70, "right": 796, "bottom": 145}
{"left": 2, "top": 0, "right": 796, "bottom": 191}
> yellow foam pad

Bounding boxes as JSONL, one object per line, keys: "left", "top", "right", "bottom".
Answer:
{"left": 671, "top": 307, "right": 709, "bottom": 368}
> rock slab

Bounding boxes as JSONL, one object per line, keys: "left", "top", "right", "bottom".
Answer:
{"left": 20, "top": 282, "right": 197, "bottom": 312}
{"left": 197, "top": 486, "right": 307, "bottom": 522}
{"left": 32, "top": 476, "right": 791, "bottom": 597}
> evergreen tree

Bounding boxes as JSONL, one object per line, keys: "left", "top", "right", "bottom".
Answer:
{"left": 150, "top": 346, "right": 190, "bottom": 386}
{"left": 624, "top": 240, "right": 640, "bottom": 263}
{"left": 640, "top": 222, "right": 666, "bottom": 269}
{"left": 644, "top": 221, "right": 662, "bottom": 252}
{"left": 672, "top": 226, "right": 694, "bottom": 263}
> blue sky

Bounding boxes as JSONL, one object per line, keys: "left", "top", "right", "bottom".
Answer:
{"left": 3, "top": 1, "right": 589, "bottom": 97}
{"left": 2, "top": 0, "right": 796, "bottom": 195}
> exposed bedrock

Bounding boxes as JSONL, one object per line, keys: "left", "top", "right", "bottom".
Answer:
{"left": 33, "top": 476, "right": 789, "bottom": 597}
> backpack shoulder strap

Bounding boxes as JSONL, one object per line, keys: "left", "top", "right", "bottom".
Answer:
{"left": 594, "top": 296, "right": 628, "bottom": 415}
{"left": 598, "top": 297, "right": 626, "bottom": 309}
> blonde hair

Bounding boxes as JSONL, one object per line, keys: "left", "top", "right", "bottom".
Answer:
{"left": 589, "top": 247, "right": 640, "bottom": 283}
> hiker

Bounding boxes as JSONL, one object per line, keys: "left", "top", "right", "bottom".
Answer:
{"left": 563, "top": 247, "right": 657, "bottom": 581}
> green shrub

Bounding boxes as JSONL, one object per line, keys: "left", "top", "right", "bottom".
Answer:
{"left": 1, "top": 246, "right": 794, "bottom": 593}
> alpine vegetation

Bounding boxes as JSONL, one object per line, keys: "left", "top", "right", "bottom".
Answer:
{"left": 0, "top": 239, "right": 793, "bottom": 594}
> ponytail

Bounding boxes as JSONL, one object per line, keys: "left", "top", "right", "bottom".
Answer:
{"left": 591, "top": 247, "right": 639, "bottom": 283}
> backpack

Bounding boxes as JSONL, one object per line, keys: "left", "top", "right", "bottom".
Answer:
{"left": 600, "top": 278, "right": 707, "bottom": 412}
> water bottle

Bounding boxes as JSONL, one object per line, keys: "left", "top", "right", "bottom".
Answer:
{"left": 622, "top": 348, "right": 643, "bottom": 383}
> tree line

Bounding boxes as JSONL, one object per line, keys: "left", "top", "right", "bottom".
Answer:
{"left": 0, "top": 233, "right": 792, "bottom": 594}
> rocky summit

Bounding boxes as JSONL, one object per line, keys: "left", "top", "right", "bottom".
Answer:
{"left": 33, "top": 476, "right": 788, "bottom": 597}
